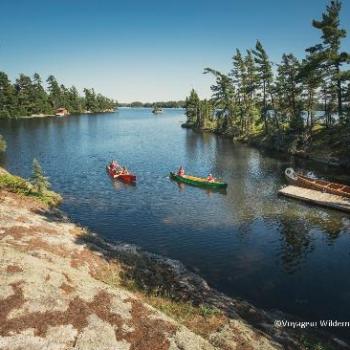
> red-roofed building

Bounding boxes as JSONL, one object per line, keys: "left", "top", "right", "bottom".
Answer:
{"left": 56, "top": 108, "right": 69, "bottom": 116}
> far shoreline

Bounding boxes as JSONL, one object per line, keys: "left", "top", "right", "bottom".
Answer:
{"left": 1, "top": 107, "right": 187, "bottom": 120}
{"left": 7, "top": 109, "right": 117, "bottom": 120}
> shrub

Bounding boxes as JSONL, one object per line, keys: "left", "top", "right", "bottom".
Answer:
{"left": 0, "top": 173, "right": 32, "bottom": 195}
{"left": 0, "top": 135, "right": 6, "bottom": 152}
{"left": 31, "top": 158, "right": 50, "bottom": 194}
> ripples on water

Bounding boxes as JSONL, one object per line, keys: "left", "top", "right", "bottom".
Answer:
{"left": 1, "top": 108, "right": 350, "bottom": 339}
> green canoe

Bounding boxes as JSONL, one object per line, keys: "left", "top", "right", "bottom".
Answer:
{"left": 170, "top": 172, "right": 228, "bottom": 189}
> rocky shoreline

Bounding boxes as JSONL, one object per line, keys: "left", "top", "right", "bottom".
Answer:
{"left": 182, "top": 123, "right": 350, "bottom": 170}
{"left": 7, "top": 110, "right": 117, "bottom": 119}
{"left": 244, "top": 132, "right": 350, "bottom": 170}
{"left": 15, "top": 113, "right": 56, "bottom": 119}
{"left": 81, "top": 232, "right": 350, "bottom": 349}
{"left": 0, "top": 184, "right": 348, "bottom": 349}
{"left": 0, "top": 190, "right": 279, "bottom": 350}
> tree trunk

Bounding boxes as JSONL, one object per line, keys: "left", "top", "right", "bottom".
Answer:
{"left": 336, "top": 64, "right": 342, "bottom": 120}
{"left": 310, "top": 90, "right": 314, "bottom": 130}
{"left": 263, "top": 81, "right": 268, "bottom": 133}
{"left": 323, "top": 91, "right": 328, "bottom": 128}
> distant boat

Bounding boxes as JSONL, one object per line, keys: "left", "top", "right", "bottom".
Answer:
{"left": 285, "top": 168, "right": 350, "bottom": 198}
{"left": 152, "top": 106, "right": 163, "bottom": 114}
{"left": 170, "top": 172, "right": 227, "bottom": 189}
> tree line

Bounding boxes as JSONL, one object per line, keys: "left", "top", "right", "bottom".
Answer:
{"left": 0, "top": 72, "right": 117, "bottom": 118}
{"left": 119, "top": 101, "right": 185, "bottom": 108}
{"left": 184, "top": 0, "right": 350, "bottom": 138}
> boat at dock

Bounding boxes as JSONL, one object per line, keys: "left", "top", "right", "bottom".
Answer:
{"left": 170, "top": 172, "right": 227, "bottom": 189}
{"left": 106, "top": 164, "right": 136, "bottom": 183}
{"left": 285, "top": 168, "right": 350, "bottom": 199}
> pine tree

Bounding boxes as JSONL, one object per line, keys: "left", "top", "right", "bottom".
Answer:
{"left": 231, "top": 49, "right": 246, "bottom": 132}
{"left": 32, "top": 73, "right": 51, "bottom": 114}
{"left": 197, "top": 99, "right": 214, "bottom": 129}
{"left": 276, "top": 54, "right": 303, "bottom": 131}
{"left": 298, "top": 51, "right": 323, "bottom": 129}
{"left": 0, "top": 72, "right": 17, "bottom": 118}
{"left": 252, "top": 40, "right": 273, "bottom": 133}
{"left": 231, "top": 50, "right": 259, "bottom": 133}
{"left": 231, "top": 49, "right": 245, "bottom": 99}
{"left": 31, "top": 158, "right": 50, "bottom": 194}
{"left": 184, "top": 89, "right": 200, "bottom": 126}
{"left": 244, "top": 50, "right": 259, "bottom": 132}
{"left": 204, "top": 68, "right": 235, "bottom": 130}
{"left": 15, "top": 74, "right": 34, "bottom": 116}
{"left": 84, "top": 88, "right": 98, "bottom": 112}
{"left": 60, "top": 84, "right": 70, "bottom": 110}
{"left": 67, "top": 86, "right": 82, "bottom": 113}
{"left": 96, "top": 93, "right": 115, "bottom": 112}
{"left": 321, "top": 78, "right": 338, "bottom": 127}
{"left": 309, "top": 0, "right": 350, "bottom": 121}
{"left": 245, "top": 50, "right": 258, "bottom": 99}
{"left": 345, "top": 82, "right": 350, "bottom": 122}
{"left": 47, "top": 75, "right": 63, "bottom": 110}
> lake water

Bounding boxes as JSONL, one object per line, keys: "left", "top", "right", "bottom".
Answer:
{"left": 1, "top": 108, "right": 350, "bottom": 339}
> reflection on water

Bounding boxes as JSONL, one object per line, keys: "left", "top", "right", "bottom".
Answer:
{"left": 1, "top": 108, "right": 350, "bottom": 340}
{"left": 110, "top": 179, "right": 137, "bottom": 191}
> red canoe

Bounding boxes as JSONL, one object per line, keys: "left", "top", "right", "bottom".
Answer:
{"left": 106, "top": 165, "right": 136, "bottom": 183}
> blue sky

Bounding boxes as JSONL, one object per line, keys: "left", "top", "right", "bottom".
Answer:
{"left": 0, "top": 0, "right": 349, "bottom": 102}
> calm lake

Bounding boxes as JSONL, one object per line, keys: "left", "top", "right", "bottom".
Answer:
{"left": 1, "top": 108, "right": 350, "bottom": 338}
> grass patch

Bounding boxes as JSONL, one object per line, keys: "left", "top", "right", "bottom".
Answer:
{"left": 299, "top": 334, "right": 335, "bottom": 350}
{"left": 95, "top": 266, "right": 226, "bottom": 337}
{"left": 85, "top": 236, "right": 227, "bottom": 337}
{"left": 33, "top": 189, "right": 62, "bottom": 206}
{"left": 0, "top": 135, "right": 6, "bottom": 152}
{"left": 143, "top": 296, "right": 226, "bottom": 337}
{"left": 93, "top": 263, "right": 122, "bottom": 287}
{"left": 90, "top": 249, "right": 226, "bottom": 338}
{"left": 0, "top": 172, "right": 32, "bottom": 195}
{"left": 0, "top": 169, "right": 62, "bottom": 206}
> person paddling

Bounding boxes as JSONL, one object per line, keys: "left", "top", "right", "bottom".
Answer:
{"left": 177, "top": 166, "right": 185, "bottom": 177}
{"left": 110, "top": 160, "right": 120, "bottom": 175}
{"left": 207, "top": 174, "right": 215, "bottom": 182}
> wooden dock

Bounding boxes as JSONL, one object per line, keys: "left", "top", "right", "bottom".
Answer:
{"left": 278, "top": 185, "right": 350, "bottom": 213}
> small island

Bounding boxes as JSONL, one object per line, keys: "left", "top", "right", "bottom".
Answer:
{"left": 0, "top": 73, "right": 117, "bottom": 119}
